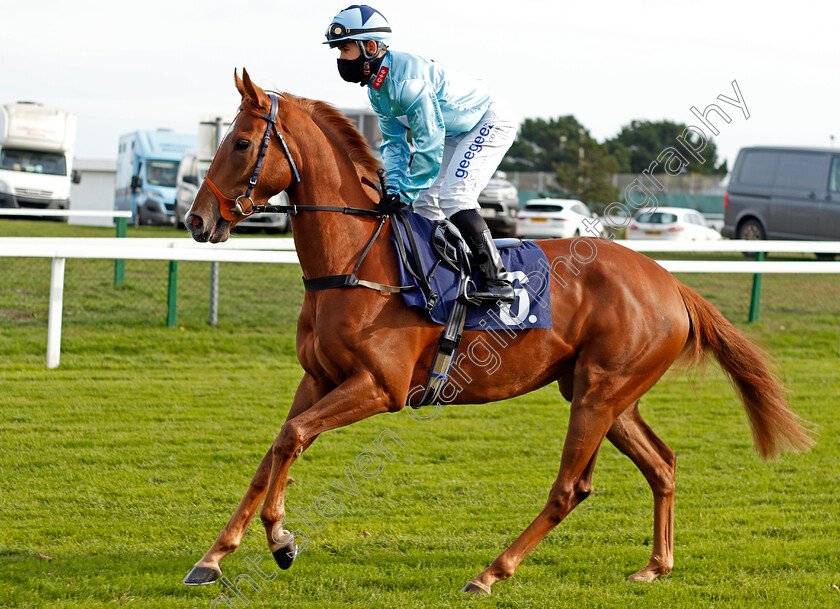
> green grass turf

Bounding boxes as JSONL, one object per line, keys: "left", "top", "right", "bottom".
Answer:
{"left": 1, "top": 219, "right": 839, "bottom": 608}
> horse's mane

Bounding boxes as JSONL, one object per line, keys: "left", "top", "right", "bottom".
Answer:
{"left": 266, "top": 93, "right": 382, "bottom": 177}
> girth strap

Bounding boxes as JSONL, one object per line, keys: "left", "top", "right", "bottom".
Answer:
{"left": 302, "top": 274, "right": 413, "bottom": 293}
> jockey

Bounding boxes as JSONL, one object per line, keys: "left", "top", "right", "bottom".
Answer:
{"left": 324, "top": 4, "right": 517, "bottom": 302}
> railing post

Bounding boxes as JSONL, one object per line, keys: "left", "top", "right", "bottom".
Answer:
{"left": 114, "top": 216, "right": 126, "bottom": 286}
{"left": 205, "top": 117, "right": 225, "bottom": 328}
{"left": 209, "top": 261, "right": 220, "bottom": 326}
{"left": 748, "top": 251, "right": 765, "bottom": 323}
{"left": 47, "top": 257, "right": 66, "bottom": 369}
{"left": 167, "top": 260, "right": 178, "bottom": 328}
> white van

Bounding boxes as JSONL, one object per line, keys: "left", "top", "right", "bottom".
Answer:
{"left": 0, "top": 101, "right": 80, "bottom": 213}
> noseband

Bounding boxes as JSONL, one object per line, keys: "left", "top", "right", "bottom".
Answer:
{"left": 205, "top": 93, "right": 302, "bottom": 222}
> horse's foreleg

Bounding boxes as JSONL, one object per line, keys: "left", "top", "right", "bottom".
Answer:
{"left": 606, "top": 401, "right": 676, "bottom": 582}
{"left": 182, "top": 373, "right": 330, "bottom": 585}
{"left": 462, "top": 390, "right": 618, "bottom": 596}
{"left": 259, "top": 372, "right": 395, "bottom": 569}
{"left": 183, "top": 448, "right": 274, "bottom": 585}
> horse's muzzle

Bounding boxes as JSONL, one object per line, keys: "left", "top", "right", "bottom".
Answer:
{"left": 186, "top": 213, "right": 231, "bottom": 243}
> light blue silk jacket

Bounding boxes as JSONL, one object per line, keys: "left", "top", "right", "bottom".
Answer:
{"left": 366, "top": 50, "right": 494, "bottom": 202}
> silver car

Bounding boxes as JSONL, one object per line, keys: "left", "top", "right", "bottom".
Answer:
{"left": 477, "top": 172, "right": 519, "bottom": 237}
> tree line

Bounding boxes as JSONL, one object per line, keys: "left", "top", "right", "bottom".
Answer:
{"left": 499, "top": 117, "right": 728, "bottom": 207}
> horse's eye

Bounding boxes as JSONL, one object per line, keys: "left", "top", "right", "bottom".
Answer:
{"left": 235, "top": 140, "right": 250, "bottom": 151}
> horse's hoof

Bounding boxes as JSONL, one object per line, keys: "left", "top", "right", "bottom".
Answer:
{"left": 628, "top": 558, "right": 671, "bottom": 582}
{"left": 461, "top": 581, "right": 492, "bottom": 596}
{"left": 271, "top": 538, "right": 297, "bottom": 570}
{"left": 182, "top": 565, "right": 222, "bottom": 585}
{"left": 627, "top": 567, "right": 669, "bottom": 582}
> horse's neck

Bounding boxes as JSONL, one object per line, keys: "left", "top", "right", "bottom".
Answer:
{"left": 288, "top": 139, "right": 382, "bottom": 280}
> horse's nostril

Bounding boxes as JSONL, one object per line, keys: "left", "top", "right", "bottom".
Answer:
{"left": 190, "top": 216, "right": 202, "bottom": 227}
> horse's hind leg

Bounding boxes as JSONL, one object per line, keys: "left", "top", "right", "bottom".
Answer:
{"left": 606, "top": 401, "right": 676, "bottom": 582}
{"left": 462, "top": 384, "right": 620, "bottom": 595}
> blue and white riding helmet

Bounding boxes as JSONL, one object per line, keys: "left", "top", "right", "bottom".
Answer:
{"left": 324, "top": 5, "right": 392, "bottom": 55}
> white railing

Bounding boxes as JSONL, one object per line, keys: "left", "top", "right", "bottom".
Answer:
{"left": 0, "top": 238, "right": 838, "bottom": 368}
{"left": 619, "top": 239, "right": 840, "bottom": 253}
{"left": 0, "top": 209, "right": 132, "bottom": 219}
{"left": 0, "top": 236, "right": 294, "bottom": 252}
{"left": 0, "top": 241, "right": 298, "bottom": 263}
{"left": 0, "top": 240, "right": 300, "bottom": 369}
{"left": 620, "top": 239, "right": 840, "bottom": 273}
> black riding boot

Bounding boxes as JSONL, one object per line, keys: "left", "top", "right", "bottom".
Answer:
{"left": 450, "top": 210, "right": 515, "bottom": 303}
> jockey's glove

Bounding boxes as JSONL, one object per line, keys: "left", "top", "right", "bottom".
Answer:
{"left": 377, "top": 192, "right": 406, "bottom": 214}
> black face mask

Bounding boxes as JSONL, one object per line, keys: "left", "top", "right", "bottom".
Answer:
{"left": 337, "top": 57, "right": 369, "bottom": 84}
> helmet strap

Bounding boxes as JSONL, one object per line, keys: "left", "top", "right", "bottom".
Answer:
{"left": 356, "top": 40, "right": 384, "bottom": 62}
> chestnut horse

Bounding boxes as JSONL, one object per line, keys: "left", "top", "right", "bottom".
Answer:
{"left": 182, "top": 69, "right": 813, "bottom": 595}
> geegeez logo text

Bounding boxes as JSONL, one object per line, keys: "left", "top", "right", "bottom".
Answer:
{"left": 455, "top": 124, "right": 495, "bottom": 179}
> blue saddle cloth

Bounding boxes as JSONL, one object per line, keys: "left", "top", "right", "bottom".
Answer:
{"left": 391, "top": 211, "right": 553, "bottom": 331}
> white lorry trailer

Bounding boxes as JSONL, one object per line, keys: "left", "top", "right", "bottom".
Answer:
{"left": 0, "top": 102, "right": 79, "bottom": 212}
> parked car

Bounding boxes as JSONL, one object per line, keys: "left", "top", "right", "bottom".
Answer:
{"left": 626, "top": 207, "right": 722, "bottom": 241}
{"left": 174, "top": 148, "right": 289, "bottom": 233}
{"left": 174, "top": 148, "right": 201, "bottom": 228}
{"left": 477, "top": 172, "right": 519, "bottom": 237}
{"left": 722, "top": 146, "right": 840, "bottom": 242}
{"left": 516, "top": 198, "right": 597, "bottom": 239}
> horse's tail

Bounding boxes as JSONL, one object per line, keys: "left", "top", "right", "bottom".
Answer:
{"left": 677, "top": 282, "right": 815, "bottom": 460}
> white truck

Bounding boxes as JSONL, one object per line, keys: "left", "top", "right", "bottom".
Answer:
{"left": 0, "top": 101, "right": 79, "bottom": 212}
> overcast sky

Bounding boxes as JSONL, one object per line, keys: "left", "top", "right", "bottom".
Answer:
{"left": 2, "top": 0, "right": 837, "bottom": 170}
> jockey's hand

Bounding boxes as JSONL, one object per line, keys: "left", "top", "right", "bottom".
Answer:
{"left": 377, "top": 192, "right": 406, "bottom": 214}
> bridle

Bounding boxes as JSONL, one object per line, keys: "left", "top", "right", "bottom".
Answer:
{"left": 205, "top": 93, "right": 299, "bottom": 221}
{"left": 204, "top": 92, "right": 381, "bottom": 222}
{"left": 201, "top": 92, "right": 427, "bottom": 297}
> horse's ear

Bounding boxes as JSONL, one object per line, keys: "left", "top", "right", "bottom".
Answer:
{"left": 236, "top": 68, "right": 267, "bottom": 107}
{"left": 234, "top": 69, "right": 246, "bottom": 98}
